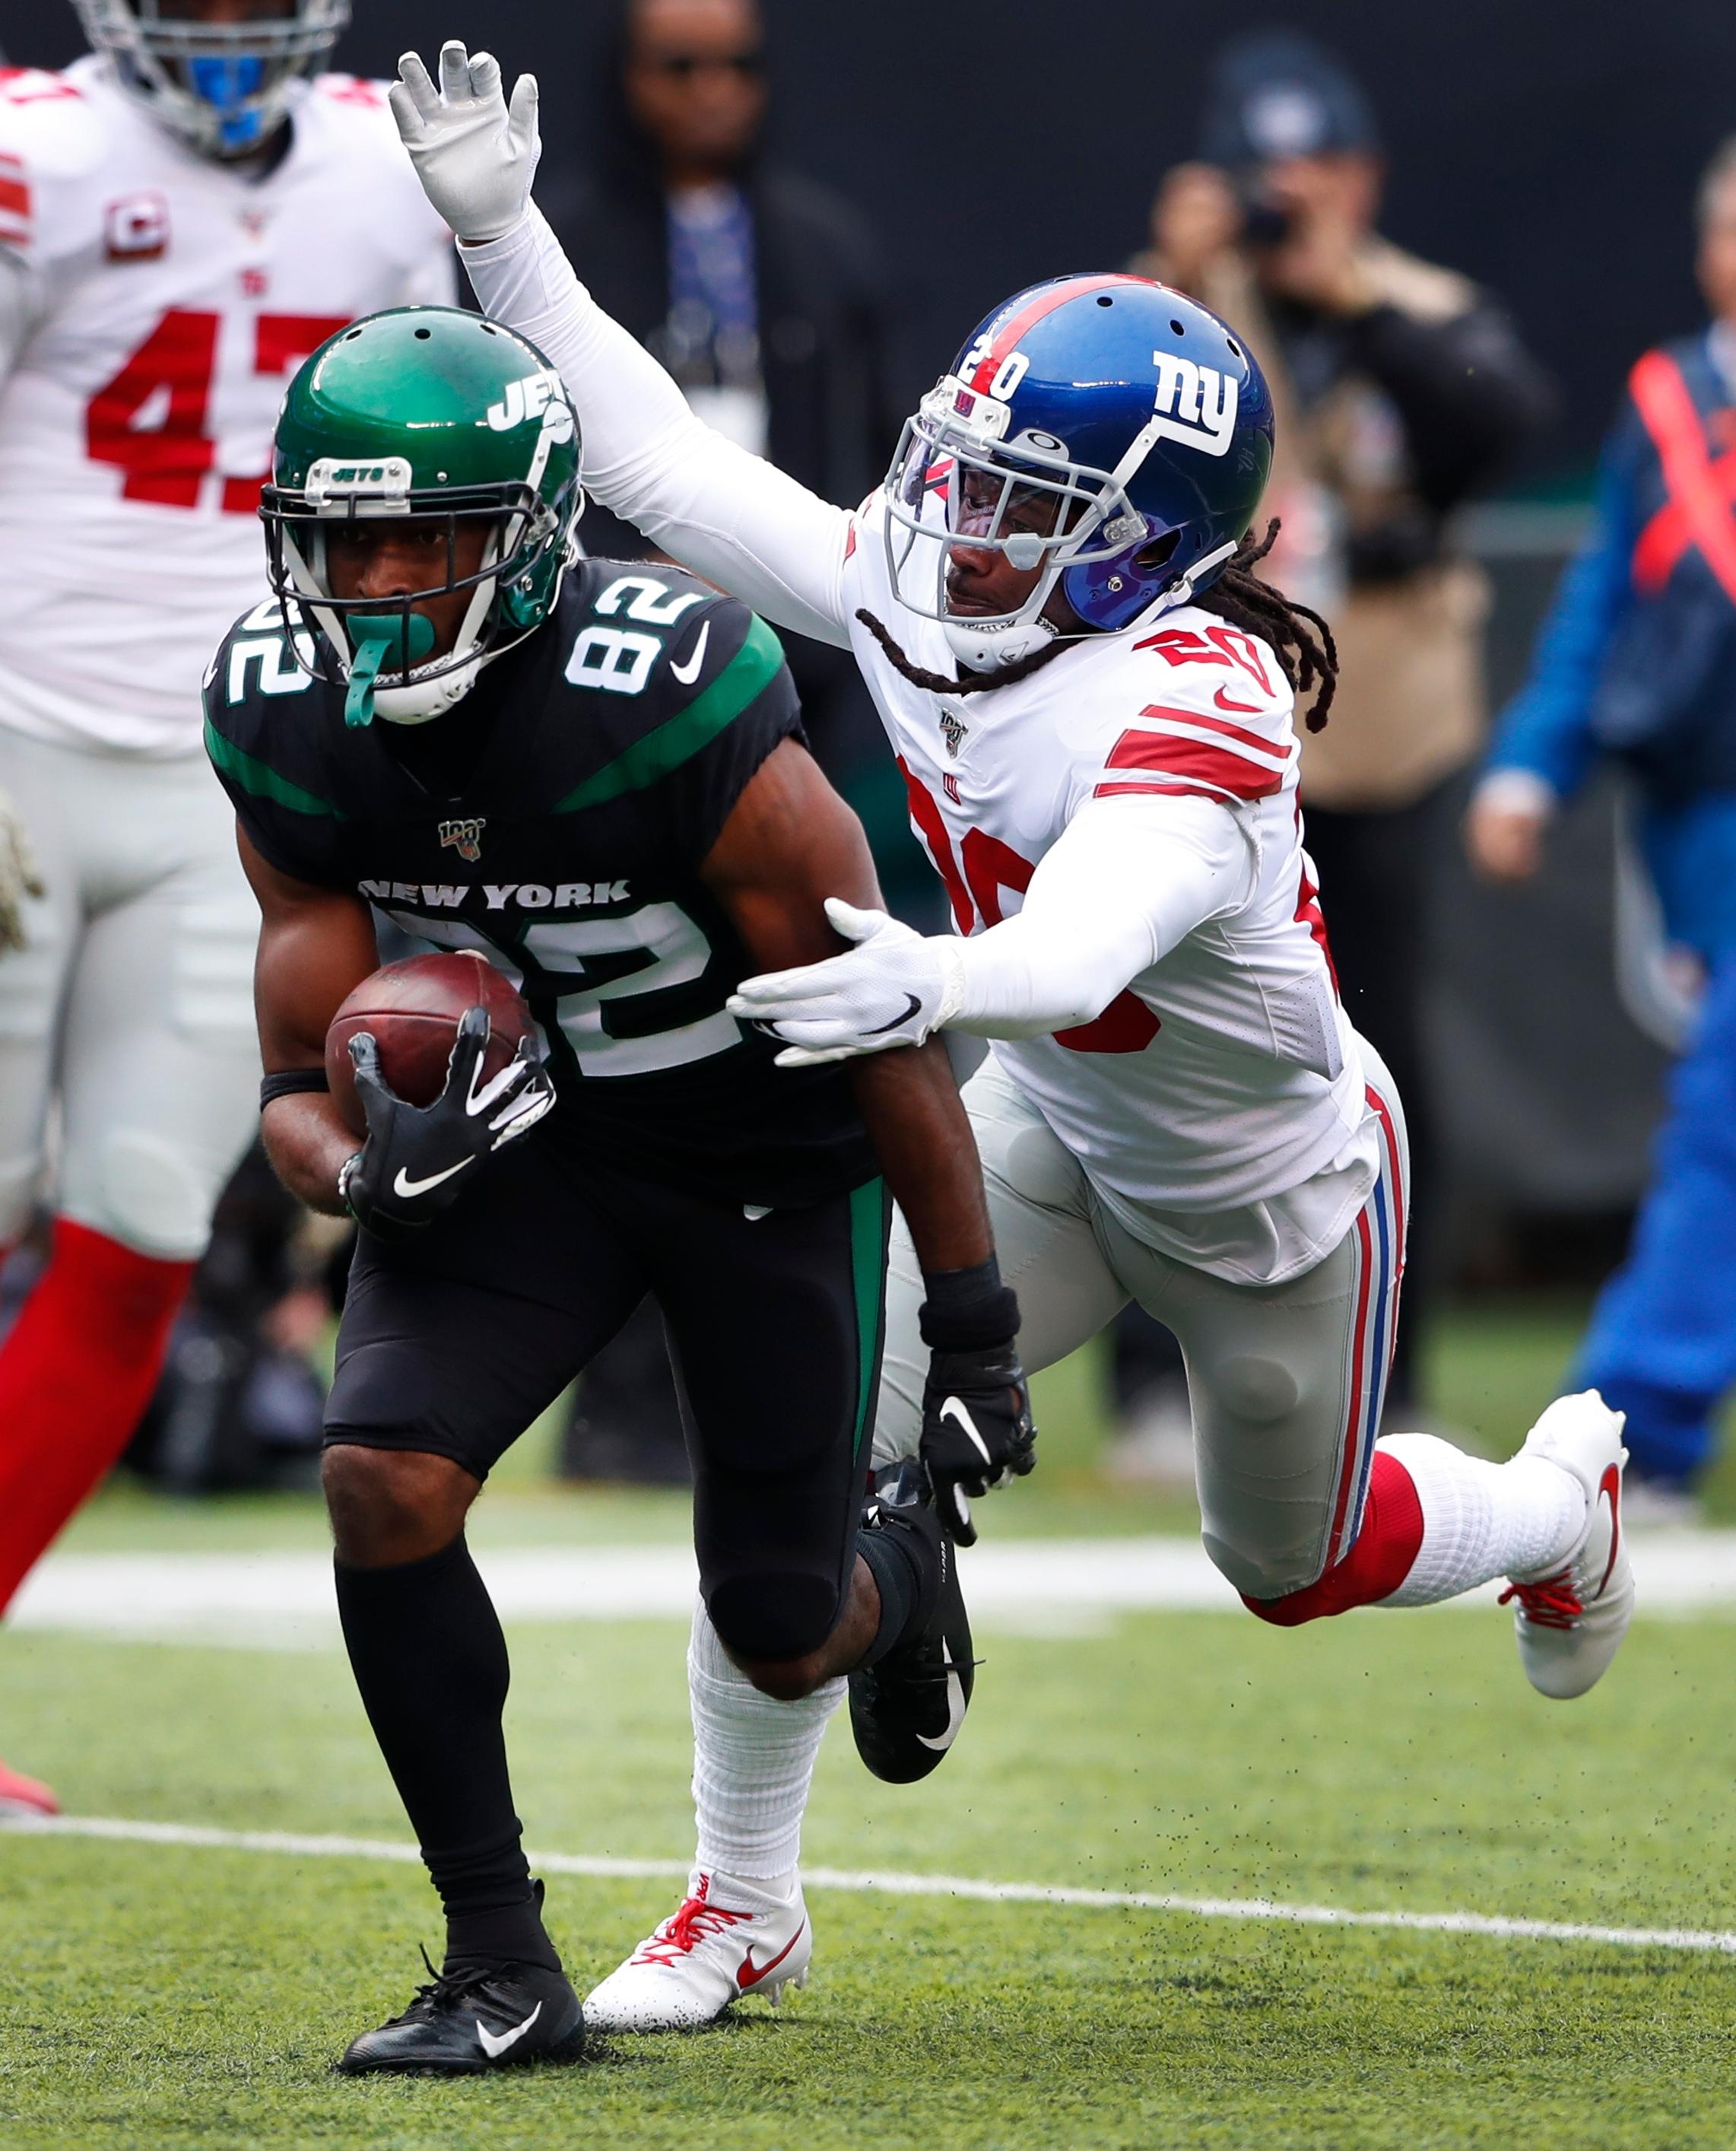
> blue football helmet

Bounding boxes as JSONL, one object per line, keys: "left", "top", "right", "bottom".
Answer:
{"left": 883, "top": 274, "right": 1275, "bottom": 672}
{"left": 74, "top": 0, "right": 351, "bottom": 159}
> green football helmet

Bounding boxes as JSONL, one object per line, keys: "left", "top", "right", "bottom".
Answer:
{"left": 262, "top": 307, "right": 583, "bottom": 728}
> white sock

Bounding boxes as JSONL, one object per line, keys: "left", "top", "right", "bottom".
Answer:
{"left": 688, "top": 1601, "right": 844, "bottom": 1883}
{"left": 1376, "top": 1433, "right": 1586, "bottom": 1606}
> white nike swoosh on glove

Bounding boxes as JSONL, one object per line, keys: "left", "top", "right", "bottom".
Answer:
{"left": 393, "top": 1158, "right": 475, "bottom": 1199}
{"left": 939, "top": 1395, "right": 995, "bottom": 1467}
{"left": 669, "top": 620, "right": 710, "bottom": 685}
{"left": 476, "top": 1999, "right": 541, "bottom": 2059}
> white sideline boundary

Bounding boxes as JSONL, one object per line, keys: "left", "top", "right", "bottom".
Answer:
{"left": 15, "top": 1530, "right": 1736, "bottom": 1647}
{"left": 6, "top": 1811, "right": 1734, "bottom": 1957}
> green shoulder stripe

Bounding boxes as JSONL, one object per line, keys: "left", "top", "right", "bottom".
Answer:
{"left": 204, "top": 716, "right": 346, "bottom": 821}
{"left": 555, "top": 612, "right": 785, "bottom": 815}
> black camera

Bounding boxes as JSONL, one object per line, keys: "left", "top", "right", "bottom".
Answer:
{"left": 1236, "top": 186, "right": 1293, "bottom": 248}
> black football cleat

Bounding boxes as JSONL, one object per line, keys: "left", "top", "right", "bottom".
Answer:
{"left": 335, "top": 1951, "right": 585, "bottom": 2076}
{"left": 849, "top": 1460, "right": 977, "bottom": 1784}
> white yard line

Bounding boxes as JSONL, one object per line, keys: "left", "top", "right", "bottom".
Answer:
{"left": 11, "top": 1532, "right": 1736, "bottom": 1645}
{"left": 5, "top": 1811, "right": 1731, "bottom": 1956}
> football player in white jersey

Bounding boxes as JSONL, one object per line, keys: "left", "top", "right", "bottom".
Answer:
{"left": 395, "top": 44, "right": 1636, "bottom": 2029}
{"left": 0, "top": 2, "right": 452, "bottom": 1816}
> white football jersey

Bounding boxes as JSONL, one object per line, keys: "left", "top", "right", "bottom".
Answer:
{"left": 0, "top": 59, "right": 453, "bottom": 756}
{"left": 844, "top": 497, "right": 1377, "bottom": 1278}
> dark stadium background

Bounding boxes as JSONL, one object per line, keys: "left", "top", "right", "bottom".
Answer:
{"left": 5, "top": 0, "right": 1734, "bottom": 478}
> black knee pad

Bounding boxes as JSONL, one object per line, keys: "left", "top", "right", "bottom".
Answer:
{"left": 707, "top": 1568, "right": 842, "bottom": 1663}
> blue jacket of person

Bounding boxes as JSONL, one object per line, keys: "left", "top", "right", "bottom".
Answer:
{"left": 1482, "top": 325, "right": 1736, "bottom": 964}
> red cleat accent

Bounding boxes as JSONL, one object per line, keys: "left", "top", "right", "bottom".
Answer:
{"left": 0, "top": 1757, "right": 59, "bottom": 1816}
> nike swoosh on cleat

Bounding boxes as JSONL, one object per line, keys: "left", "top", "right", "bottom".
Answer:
{"left": 669, "top": 620, "right": 711, "bottom": 686}
{"left": 475, "top": 1999, "right": 542, "bottom": 2059}
{"left": 938, "top": 1396, "right": 994, "bottom": 1467}
{"left": 392, "top": 1158, "right": 475, "bottom": 1200}
{"left": 916, "top": 1667, "right": 967, "bottom": 1752}
{"left": 738, "top": 1923, "right": 805, "bottom": 1991}
{"left": 1596, "top": 1462, "right": 1623, "bottom": 1598}
{"left": 862, "top": 993, "right": 922, "bottom": 1037}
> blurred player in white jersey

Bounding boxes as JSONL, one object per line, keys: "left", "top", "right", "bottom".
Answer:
{"left": 0, "top": 1, "right": 452, "bottom": 1815}
{"left": 396, "top": 45, "right": 1636, "bottom": 2027}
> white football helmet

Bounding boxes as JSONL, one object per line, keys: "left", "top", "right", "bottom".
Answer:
{"left": 72, "top": 0, "right": 351, "bottom": 160}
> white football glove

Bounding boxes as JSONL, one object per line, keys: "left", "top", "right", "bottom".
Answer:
{"left": 728, "top": 898, "right": 966, "bottom": 1066}
{"left": 391, "top": 42, "right": 541, "bottom": 246}
{"left": 0, "top": 783, "right": 43, "bottom": 956}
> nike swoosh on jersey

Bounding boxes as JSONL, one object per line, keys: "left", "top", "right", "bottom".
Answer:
{"left": 392, "top": 1157, "right": 475, "bottom": 1200}
{"left": 938, "top": 1395, "right": 994, "bottom": 1467}
{"left": 737, "top": 1923, "right": 806, "bottom": 1991}
{"left": 1213, "top": 686, "right": 1263, "bottom": 713}
{"left": 475, "top": 2000, "right": 542, "bottom": 2060}
{"left": 669, "top": 619, "right": 711, "bottom": 686}
{"left": 916, "top": 1667, "right": 968, "bottom": 1752}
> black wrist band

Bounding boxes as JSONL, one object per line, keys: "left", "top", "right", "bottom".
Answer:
{"left": 919, "top": 1256, "right": 1020, "bottom": 1351}
{"left": 260, "top": 1067, "right": 331, "bottom": 1110}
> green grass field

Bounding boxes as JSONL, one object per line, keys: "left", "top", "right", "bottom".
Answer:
{"left": 3, "top": 1303, "right": 1734, "bottom": 2150}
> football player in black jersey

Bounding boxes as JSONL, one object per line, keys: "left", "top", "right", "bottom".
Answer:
{"left": 204, "top": 307, "right": 1033, "bottom": 2073}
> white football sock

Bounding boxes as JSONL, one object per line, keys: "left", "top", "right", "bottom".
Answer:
{"left": 688, "top": 1601, "right": 844, "bottom": 1883}
{"left": 1376, "top": 1432, "right": 1586, "bottom": 1607}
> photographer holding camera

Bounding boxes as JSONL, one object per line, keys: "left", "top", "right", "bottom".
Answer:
{"left": 1138, "top": 32, "right": 1552, "bottom": 1409}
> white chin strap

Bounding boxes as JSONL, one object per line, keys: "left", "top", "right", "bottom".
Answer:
{"left": 943, "top": 613, "right": 1058, "bottom": 674}
{"left": 373, "top": 654, "right": 487, "bottom": 726}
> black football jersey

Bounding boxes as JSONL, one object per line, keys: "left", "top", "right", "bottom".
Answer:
{"left": 204, "top": 561, "right": 875, "bottom": 1206}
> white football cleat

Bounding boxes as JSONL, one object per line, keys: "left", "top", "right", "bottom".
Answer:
{"left": 584, "top": 1869, "right": 811, "bottom": 2032}
{"left": 1500, "top": 1390, "right": 1633, "bottom": 1700}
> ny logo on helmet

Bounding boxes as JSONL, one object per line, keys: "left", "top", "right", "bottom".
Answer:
{"left": 1150, "top": 354, "right": 1239, "bottom": 458}
{"left": 487, "top": 370, "right": 576, "bottom": 443}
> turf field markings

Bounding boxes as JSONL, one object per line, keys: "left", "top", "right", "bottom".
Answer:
{"left": 8, "top": 1812, "right": 1735, "bottom": 1957}
{"left": 17, "top": 1530, "right": 1736, "bottom": 1644}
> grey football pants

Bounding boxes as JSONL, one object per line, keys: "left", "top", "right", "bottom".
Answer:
{"left": 873, "top": 1053, "right": 1408, "bottom": 1600}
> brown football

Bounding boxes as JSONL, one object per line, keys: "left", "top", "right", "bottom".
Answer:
{"left": 325, "top": 952, "right": 537, "bottom": 1137}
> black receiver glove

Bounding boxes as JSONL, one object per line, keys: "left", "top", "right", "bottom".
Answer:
{"left": 338, "top": 1005, "right": 554, "bottom": 1241}
{"left": 918, "top": 1259, "right": 1036, "bottom": 1546}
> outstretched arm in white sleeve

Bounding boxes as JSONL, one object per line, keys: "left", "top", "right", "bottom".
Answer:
{"left": 727, "top": 793, "right": 1255, "bottom": 1063}
{"left": 392, "top": 43, "right": 855, "bottom": 648}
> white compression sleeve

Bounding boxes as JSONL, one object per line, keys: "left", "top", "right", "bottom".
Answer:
{"left": 462, "top": 209, "right": 855, "bottom": 647}
{"left": 946, "top": 793, "right": 1253, "bottom": 1039}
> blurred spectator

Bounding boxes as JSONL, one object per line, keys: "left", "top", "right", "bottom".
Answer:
{"left": 1137, "top": 30, "right": 1552, "bottom": 1412}
{"left": 547, "top": 0, "right": 903, "bottom": 810}
{"left": 127, "top": 1147, "right": 346, "bottom": 1496}
{"left": 547, "top": 0, "right": 912, "bottom": 1482}
{"left": 1466, "top": 137, "right": 1736, "bottom": 1515}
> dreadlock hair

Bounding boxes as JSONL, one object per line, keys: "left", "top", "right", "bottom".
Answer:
{"left": 1193, "top": 519, "right": 1338, "bottom": 732}
{"left": 858, "top": 516, "right": 1339, "bottom": 728}
{"left": 853, "top": 607, "right": 1069, "bottom": 698}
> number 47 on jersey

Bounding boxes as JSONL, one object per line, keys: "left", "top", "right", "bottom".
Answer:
{"left": 85, "top": 307, "right": 348, "bottom": 513}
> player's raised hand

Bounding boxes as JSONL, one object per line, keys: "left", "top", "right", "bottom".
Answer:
{"left": 391, "top": 41, "right": 541, "bottom": 246}
{"left": 728, "top": 899, "right": 965, "bottom": 1066}
{"left": 338, "top": 1006, "right": 554, "bottom": 1239}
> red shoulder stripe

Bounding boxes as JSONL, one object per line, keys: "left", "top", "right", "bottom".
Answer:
{"left": 1135, "top": 701, "right": 1288, "bottom": 762}
{"left": 1093, "top": 781, "right": 1224, "bottom": 802}
{"left": 1103, "top": 732, "right": 1286, "bottom": 799}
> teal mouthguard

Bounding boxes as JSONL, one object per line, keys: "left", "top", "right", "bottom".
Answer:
{"left": 344, "top": 612, "right": 437, "bottom": 728}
